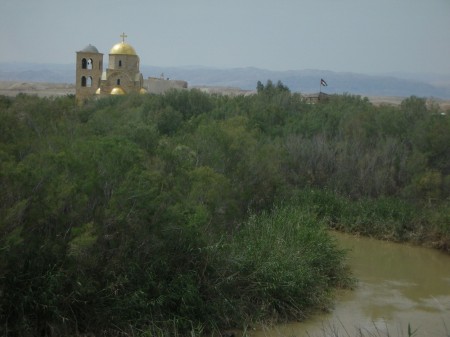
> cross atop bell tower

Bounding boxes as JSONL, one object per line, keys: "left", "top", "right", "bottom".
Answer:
{"left": 120, "top": 32, "right": 128, "bottom": 43}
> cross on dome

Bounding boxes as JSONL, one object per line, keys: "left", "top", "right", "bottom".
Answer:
{"left": 120, "top": 32, "right": 128, "bottom": 43}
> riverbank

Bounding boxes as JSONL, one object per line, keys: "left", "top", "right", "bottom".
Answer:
{"left": 251, "top": 231, "right": 450, "bottom": 337}
{"left": 288, "top": 189, "right": 450, "bottom": 253}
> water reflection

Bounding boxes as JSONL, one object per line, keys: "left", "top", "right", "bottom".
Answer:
{"left": 251, "top": 232, "right": 450, "bottom": 337}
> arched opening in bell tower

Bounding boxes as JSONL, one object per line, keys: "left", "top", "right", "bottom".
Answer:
{"left": 80, "top": 76, "right": 93, "bottom": 87}
{"left": 81, "top": 58, "right": 94, "bottom": 70}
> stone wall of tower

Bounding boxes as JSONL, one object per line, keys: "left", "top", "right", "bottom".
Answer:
{"left": 100, "top": 70, "right": 143, "bottom": 95}
{"left": 75, "top": 51, "right": 103, "bottom": 102}
{"left": 108, "top": 54, "right": 140, "bottom": 72}
{"left": 98, "top": 53, "right": 143, "bottom": 95}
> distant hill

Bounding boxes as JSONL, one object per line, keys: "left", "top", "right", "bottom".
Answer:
{"left": 1, "top": 63, "right": 450, "bottom": 99}
{"left": 0, "top": 63, "right": 74, "bottom": 83}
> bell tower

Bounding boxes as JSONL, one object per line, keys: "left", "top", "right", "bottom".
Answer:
{"left": 76, "top": 44, "right": 103, "bottom": 102}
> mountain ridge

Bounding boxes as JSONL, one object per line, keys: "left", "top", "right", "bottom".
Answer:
{"left": 1, "top": 63, "right": 450, "bottom": 99}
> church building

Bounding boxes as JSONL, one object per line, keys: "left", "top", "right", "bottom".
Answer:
{"left": 76, "top": 33, "right": 180, "bottom": 102}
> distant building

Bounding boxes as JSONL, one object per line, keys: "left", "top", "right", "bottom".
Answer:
{"left": 75, "top": 34, "right": 187, "bottom": 102}
{"left": 146, "top": 77, "right": 188, "bottom": 94}
{"left": 302, "top": 92, "right": 330, "bottom": 104}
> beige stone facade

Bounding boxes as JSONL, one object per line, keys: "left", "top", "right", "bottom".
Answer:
{"left": 99, "top": 52, "right": 144, "bottom": 96}
{"left": 76, "top": 35, "right": 145, "bottom": 102}
{"left": 76, "top": 34, "right": 187, "bottom": 101}
{"left": 146, "top": 77, "right": 188, "bottom": 94}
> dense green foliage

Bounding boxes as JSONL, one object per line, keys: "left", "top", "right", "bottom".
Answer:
{"left": 0, "top": 87, "right": 449, "bottom": 336}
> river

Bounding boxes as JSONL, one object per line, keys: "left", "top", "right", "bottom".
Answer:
{"left": 252, "top": 231, "right": 450, "bottom": 337}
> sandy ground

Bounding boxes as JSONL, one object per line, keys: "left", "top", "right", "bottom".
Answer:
{"left": 0, "top": 81, "right": 75, "bottom": 97}
{"left": 1, "top": 81, "right": 449, "bottom": 110}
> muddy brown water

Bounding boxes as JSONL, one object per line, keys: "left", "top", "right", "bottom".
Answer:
{"left": 252, "top": 231, "right": 450, "bottom": 337}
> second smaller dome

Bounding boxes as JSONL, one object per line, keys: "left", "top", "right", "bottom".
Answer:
{"left": 111, "top": 87, "right": 126, "bottom": 95}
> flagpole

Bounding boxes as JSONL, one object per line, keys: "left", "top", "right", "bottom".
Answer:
{"left": 319, "top": 79, "right": 327, "bottom": 94}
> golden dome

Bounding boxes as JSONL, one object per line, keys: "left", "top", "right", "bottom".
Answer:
{"left": 111, "top": 87, "right": 126, "bottom": 95}
{"left": 109, "top": 42, "right": 137, "bottom": 55}
{"left": 139, "top": 88, "right": 148, "bottom": 94}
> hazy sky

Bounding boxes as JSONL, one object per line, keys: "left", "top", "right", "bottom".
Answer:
{"left": 1, "top": 0, "right": 449, "bottom": 75}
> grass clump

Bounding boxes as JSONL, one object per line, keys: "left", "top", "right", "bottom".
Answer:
{"left": 213, "top": 206, "right": 352, "bottom": 327}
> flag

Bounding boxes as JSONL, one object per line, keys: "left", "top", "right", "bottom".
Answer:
{"left": 320, "top": 78, "right": 328, "bottom": 86}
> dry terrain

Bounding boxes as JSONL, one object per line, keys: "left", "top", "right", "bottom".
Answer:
{"left": 0, "top": 81, "right": 75, "bottom": 97}
{"left": 1, "top": 81, "right": 449, "bottom": 110}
